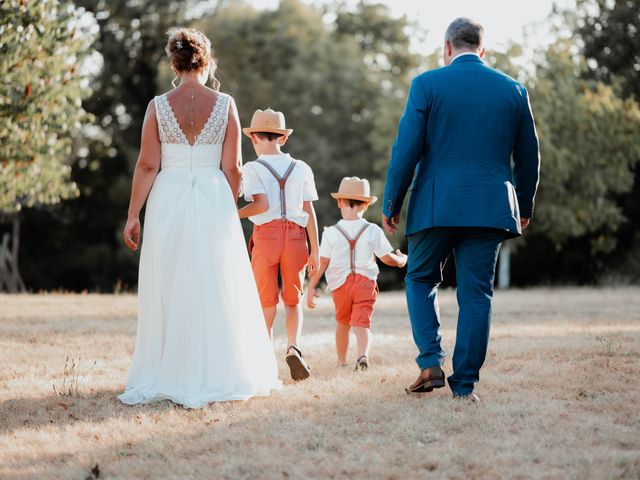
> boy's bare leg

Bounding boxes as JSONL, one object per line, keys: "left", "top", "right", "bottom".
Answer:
{"left": 284, "top": 303, "right": 302, "bottom": 347}
{"left": 336, "top": 323, "right": 350, "bottom": 365}
{"left": 262, "top": 306, "right": 277, "bottom": 338}
{"left": 353, "top": 326, "right": 371, "bottom": 359}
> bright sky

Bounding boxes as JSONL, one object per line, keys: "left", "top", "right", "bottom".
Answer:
{"left": 249, "top": 0, "right": 574, "bottom": 55}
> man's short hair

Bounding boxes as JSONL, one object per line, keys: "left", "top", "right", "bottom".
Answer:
{"left": 445, "top": 17, "right": 484, "bottom": 50}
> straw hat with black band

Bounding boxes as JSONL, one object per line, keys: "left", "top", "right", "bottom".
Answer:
{"left": 242, "top": 108, "right": 293, "bottom": 138}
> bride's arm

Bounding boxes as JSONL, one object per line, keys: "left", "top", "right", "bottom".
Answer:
{"left": 221, "top": 97, "right": 242, "bottom": 199}
{"left": 123, "top": 100, "right": 161, "bottom": 251}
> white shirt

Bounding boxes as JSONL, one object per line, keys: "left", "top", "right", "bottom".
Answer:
{"left": 243, "top": 154, "right": 318, "bottom": 227}
{"left": 451, "top": 52, "right": 481, "bottom": 63}
{"left": 319, "top": 219, "right": 394, "bottom": 291}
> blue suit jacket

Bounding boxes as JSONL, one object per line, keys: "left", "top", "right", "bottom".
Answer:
{"left": 383, "top": 54, "right": 540, "bottom": 237}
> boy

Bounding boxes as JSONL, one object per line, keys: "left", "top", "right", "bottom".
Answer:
{"left": 239, "top": 108, "right": 319, "bottom": 381}
{"left": 306, "top": 177, "right": 407, "bottom": 370}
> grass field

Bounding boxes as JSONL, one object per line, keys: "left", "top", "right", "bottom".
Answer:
{"left": 0, "top": 288, "right": 639, "bottom": 479}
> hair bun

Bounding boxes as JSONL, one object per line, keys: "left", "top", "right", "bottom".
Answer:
{"left": 165, "top": 28, "right": 221, "bottom": 90}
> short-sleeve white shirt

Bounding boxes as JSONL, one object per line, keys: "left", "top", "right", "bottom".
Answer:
{"left": 242, "top": 154, "right": 318, "bottom": 227}
{"left": 319, "top": 219, "right": 394, "bottom": 291}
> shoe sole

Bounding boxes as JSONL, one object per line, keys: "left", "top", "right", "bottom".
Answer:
{"left": 286, "top": 354, "right": 310, "bottom": 381}
{"left": 405, "top": 378, "right": 446, "bottom": 394}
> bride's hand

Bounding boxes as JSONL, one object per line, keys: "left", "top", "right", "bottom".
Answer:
{"left": 123, "top": 217, "right": 141, "bottom": 251}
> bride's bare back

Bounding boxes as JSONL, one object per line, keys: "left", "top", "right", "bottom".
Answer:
{"left": 165, "top": 85, "right": 220, "bottom": 146}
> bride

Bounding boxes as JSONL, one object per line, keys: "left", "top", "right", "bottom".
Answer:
{"left": 119, "top": 28, "right": 281, "bottom": 408}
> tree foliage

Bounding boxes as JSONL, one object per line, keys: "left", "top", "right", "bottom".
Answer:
{"left": 570, "top": 0, "right": 640, "bottom": 280}
{"left": 18, "top": 0, "right": 197, "bottom": 290}
{"left": 575, "top": 0, "right": 640, "bottom": 100}
{"left": 0, "top": 0, "right": 95, "bottom": 213}
{"left": 530, "top": 41, "right": 640, "bottom": 253}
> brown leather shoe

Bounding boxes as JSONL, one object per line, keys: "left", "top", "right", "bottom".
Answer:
{"left": 405, "top": 366, "right": 446, "bottom": 394}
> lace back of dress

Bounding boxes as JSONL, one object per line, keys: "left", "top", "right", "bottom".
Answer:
{"left": 154, "top": 93, "right": 230, "bottom": 146}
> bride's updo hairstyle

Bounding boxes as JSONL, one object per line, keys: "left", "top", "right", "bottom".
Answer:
{"left": 165, "top": 28, "right": 221, "bottom": 90}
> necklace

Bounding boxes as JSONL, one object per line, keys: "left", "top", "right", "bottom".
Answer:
{"left": 189, "top": 86, "right": 195, "bottom": 127}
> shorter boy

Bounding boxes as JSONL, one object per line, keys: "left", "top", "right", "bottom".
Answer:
{"left": 306, "top": 177, "right": 407, "bottom": 370}
{"left": 239, "top": 108, "right": 320, "bottom": 382}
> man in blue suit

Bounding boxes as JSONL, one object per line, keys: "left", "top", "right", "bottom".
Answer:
{"left": 382, "top": 18, "right": 540, "bottom": 401}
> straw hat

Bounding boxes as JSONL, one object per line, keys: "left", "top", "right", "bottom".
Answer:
{"left": 331, "top": 177, "right": 378, "bottom": 205}
{"left": 242, "top": 108, "right": 293, "bottom": 138}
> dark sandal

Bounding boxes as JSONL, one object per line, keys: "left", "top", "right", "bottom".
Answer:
{"left": 286, "top": 345, "right": 311, "bottom": 381}
{"left": 355, "top": 355, "right": 369, "bottom": 371}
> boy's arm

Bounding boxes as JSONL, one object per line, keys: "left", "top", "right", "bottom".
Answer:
{"left": 379, "top": 249, "right": 408, "bottom": 268}
{"left": 303, "top": 201, "right": 319, "bottom": 273}
{"left": 374, "top": 226, "right": 407, "bottom": 268}
{"left": 306, "top": 256, "right": 330, "bottom": 309}
{"left": 238, "top": 193, "right": 269, "bottom": 219}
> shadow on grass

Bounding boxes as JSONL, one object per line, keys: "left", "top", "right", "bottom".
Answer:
{"left": 0, "top": 388, "right": 178, "bottom": 435}
{"left": 0, "top": 385, "right": 462, "bottom": 479}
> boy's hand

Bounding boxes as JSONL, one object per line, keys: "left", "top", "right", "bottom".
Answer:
{"left": 308, "top": 251, "right": 319, "bottom": 274}
{"left": 306, "top": 286, "right": 319, "bottom": 309}
{"left": 395, "top": 249, "right": 408, "bottom": 268}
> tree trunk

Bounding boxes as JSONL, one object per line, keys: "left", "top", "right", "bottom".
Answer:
{"left": 498, "top": 243, "right": 511, "bottom": 289}
{"left": 0, "top": 213, "right": 26, "bottom": 293}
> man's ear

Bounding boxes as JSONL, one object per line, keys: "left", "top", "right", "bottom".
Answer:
{"left": 445, "top": 40, "right": 453, "bottom": 58}
{"left": 277, "top": 135, "right": 288, "bottom": 146}
{"left": 478, "top": 47, "right": 486, "bottom": 59}
{"left": 250, "top": 133, "right": 259, "bottom": 145}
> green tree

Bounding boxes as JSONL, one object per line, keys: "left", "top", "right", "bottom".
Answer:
{"left": 574, "top": 0, "right": 640, "bottom": 100}
{"left": 532, "top": 41, "right": 640, "bottom": 249}
{"left": 0, "top": 0, "right": 95, "bottom": 291}
{"left": 572, "top": 0, "right": 640, "bottom": 280}
{"left": 17, "top": 0, "right": 202, "bottom": 291}
{"left": 511, "top": 40, "right": 640, "bottom": 284}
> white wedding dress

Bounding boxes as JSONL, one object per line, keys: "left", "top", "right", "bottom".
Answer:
{"left": 118, "top": 92, "right": 281, "bottom": 408}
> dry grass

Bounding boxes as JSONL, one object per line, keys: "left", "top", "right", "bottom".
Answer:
{"left": 0, "top": 288, "right": 639, "bottom": 479}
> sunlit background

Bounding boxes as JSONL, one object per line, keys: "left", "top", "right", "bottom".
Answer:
{"left": 1, "top": 0, "right": 639, "bottom": 293}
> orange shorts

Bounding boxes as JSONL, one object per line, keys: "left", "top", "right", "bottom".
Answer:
{"left": 331, "top": 274, "right": 379, "bottom": 328}
{"left": 250, "top": 220, "right": 309, "bottom": 308}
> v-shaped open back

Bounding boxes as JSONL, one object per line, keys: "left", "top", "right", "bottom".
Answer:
{"left": 154, "top": 92, "right": 230, "bottom": 146}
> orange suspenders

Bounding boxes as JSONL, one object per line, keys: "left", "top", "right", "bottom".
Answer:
{"left": 255, "top": 159, "right": 296, "bottom": 221}
{"left": 333, "top": 223, "right": 370, "bottom": 274}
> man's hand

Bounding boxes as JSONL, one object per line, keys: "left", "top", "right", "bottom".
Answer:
{"left": 123, "top": 217, "right": 140, "bottom": 251}
{"left": 520, "top": 217, "right": 530, "bottom": 230}
{"left": 306, "top": 286, "right": 319, "bottom": 309}
{"left": 382, "top": 214, "right": 400, "bottom": 235}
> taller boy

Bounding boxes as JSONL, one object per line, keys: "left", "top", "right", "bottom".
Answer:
{"left": 239, "top": 109, "right": 319, "bottom": 381}
{"left": 382, "top": 18, "right": 540, "bottom": 400}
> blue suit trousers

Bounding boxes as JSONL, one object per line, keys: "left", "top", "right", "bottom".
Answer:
{"left": 405, "top": 227, "right": 505, "bottom": 396}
